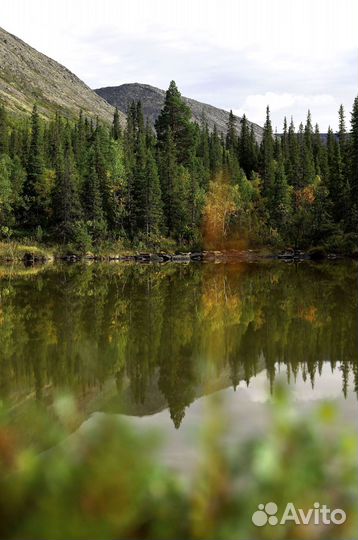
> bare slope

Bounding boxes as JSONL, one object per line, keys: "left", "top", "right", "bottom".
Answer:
{"left": 0, "top": 27, "right": 125, "bottom": 125}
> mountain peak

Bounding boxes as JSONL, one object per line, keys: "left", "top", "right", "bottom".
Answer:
{"left": 95, "top": 82, "right": 263, "bottom": 141}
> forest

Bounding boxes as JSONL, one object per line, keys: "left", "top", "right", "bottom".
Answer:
{"left": 0, "top": 81, "right": 357, "bottom": 254}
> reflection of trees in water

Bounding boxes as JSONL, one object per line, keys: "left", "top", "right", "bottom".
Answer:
{"left": 0, "top": 262, "right": 357, "bottom": 426}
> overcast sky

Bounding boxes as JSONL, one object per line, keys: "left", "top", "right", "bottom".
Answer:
{"left": 1, "top": 0, "right": 357, "bottom": 130}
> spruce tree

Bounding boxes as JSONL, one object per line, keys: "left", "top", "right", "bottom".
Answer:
{"left": 0, "top": 103, "right": 8, "bottom": 155}
{"left": 303, "top": 110, "right": 315, "bottom": 184}
{"left": 112, "top": 107, "right": 121, "bottom": 140}
{"left": 52, "top": 138, "right": 83, "bottom": 243}
{"left": 159, "top": 128, "right": 186, "bottom": 237}
{"left": 155, "top": 80, "right": 193, "bottom": 165}
{"left": 260, "top": 106, "right": 275, "bottom": 195}
{"left": 144, "top": 146, "right": 163, "bottom": 236}
{"left": 286, "top": 118, "right": 300, "bottom": 188}
{"left": 24, "top": 104, "right": 45, "bottom": 226}
{"left": 239, "top": 114, "right": 253, "bottom": 176}
{"left": 83, "top": 148, "right": 107, "bottom": 241}
{"left": 349, "top": 96, "right": 358, "bottom": 224}
{"left": 226, "top": 110, "right": 237, "bottom": 152}
{"left": 209, "top": 125, "right": 223, "bottom": 175}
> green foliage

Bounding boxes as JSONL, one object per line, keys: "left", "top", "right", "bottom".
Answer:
{"left": 0, "top": 89, "right": 356, "bottom": 252}
{"left": 0, "top": 387, "right": 356, "bottom": 539}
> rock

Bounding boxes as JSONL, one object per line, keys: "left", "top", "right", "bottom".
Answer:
{"left": 172, "top": 253, "right": 191, "bottom": 262}
{"left": 149, "top": 254, "right": 164, "bottom": 262}
{"left": 190, "top": 252, "right": 203, "bottom": 261}
{"left": 135, "top": 253, "right": 151, "bottom": 262}
{"left": 277, "top": 252, "right": 294, "bottom": 260}
{"left": 95, "top": 83, "right": 264, "bottom": 143}
{"left": 159, "top": 253, "right": 172, "bottom": 262}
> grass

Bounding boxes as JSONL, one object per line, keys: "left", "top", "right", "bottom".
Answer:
{"left": 0, "top": 241, "right": 54, "bottom": 262}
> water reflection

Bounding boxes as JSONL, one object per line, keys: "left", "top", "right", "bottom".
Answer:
{"left": 0, "top": 261, "right": 357, "bottom": 427}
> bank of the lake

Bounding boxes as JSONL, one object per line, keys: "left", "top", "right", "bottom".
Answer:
{"left": 0, "top": 240, "right": 353, "bottom": 265}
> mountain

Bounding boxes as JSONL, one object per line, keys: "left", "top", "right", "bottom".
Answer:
{"left": 0, "top": 27, "right": 125, "bottom": 125}
{"left": 95, "top": 82, "right": 264, "bottom": 142}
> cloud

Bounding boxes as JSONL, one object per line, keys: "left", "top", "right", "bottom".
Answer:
{"left": 1, "top": 0, "right": 357, "bottom": 130}
{"left": 234, "top": 93, "right": 339, "bottom": 129}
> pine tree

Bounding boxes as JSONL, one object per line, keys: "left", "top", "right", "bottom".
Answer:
{"left": 159, "top": 128, "right": 187, "bottom": 237}
{"left": 155, "top": 80, "right": 193, "bottom": 165}
{"left": 282, "top": 116, "right": 288, "bottom": 162}
{"left": 52, "top": 137, "right": 83, "bottom": 243}
{"left": 313, "top": 124, "right": 326, "bottom": 178}
{"left": 303, "top": 110, "right": 315, "bottom": 184}
{"left": 24, "top": 104, "right": 45, "bottom": 226}
{"left": 209, "top": 125, "right": 223, "bottom": 175}
{"left": 260, "top": 106, "right": 274, "bottom": 195}
{"left": 144, "top": 146, "right": 163, "bottom": 236}
{"left": 286, "top": 118, "right": 300, "bottom": 188}
{"left": 112, "top": 107, "right": 121, "bottom": 140}
{"left": 349, "top": 96, "right": 358, "bottom": 225}
{"left": 226, "top": 110, "right": 237, "bottom": 152}
{"left": 0, "top": 154, "right": 13, "bottom": 227}
{"left": 239, "top": 114, "right": 254, "bottom": 176}
{"left": 83, "top": 148, "right": 107, "bottom": 241}
{"left": 326, "top": 127, "right": 349, "bottom": 224}
{"left": 268, "top": 148, "right": 292, "bottom": 232}
{"left": 198, "top": 123, "right": 210, "bottom": 189}
{"left": 338, "top": 105, "right": 348, "bottom": 161}
{"left": 0, "top": 103, "right": 8, "bottom": 155}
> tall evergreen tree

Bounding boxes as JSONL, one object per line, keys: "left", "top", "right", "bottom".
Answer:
{"left": 112, "top": 107, "right": 122, "bottom": 140}
{"left": 144, "top": 146, "right": 163, "bottom": 236}
{"left": 303, "top": 110, "right": 315, "bottom": 184}
{"left": 260, "top": 106, "right": 274, "bottom": 196}
{"left": 52, "top": 137, "right": 83, "bottom": 243}
{"left": 155, "top": 81, "right": 193, "bottom": 165}
{"left": 268, "top": 159, "right": 292, "bottom": 232}
{"left": 239, "top": 114, "right": 255, "bottom": 176}
{"left": 159, "top": 128, "right": 187, "bottom": 237}
{"left": 226, "top": 110, "right": 237, "bottom": 152}
{"left": 286, "top": 118, "right": 300, "bottom": 188}
{"left": 349, "top": 97, "right": 358, "bottom": 226}
{"left": 23, "top": 104, "right": 45, "bottom": 226}
{"left": 83, "top": 148, "right": 107, "bottom": 241}
{"left": 209, "top": 125, "right": 223, "bottom": 175}
{"left": 0, "top": 103, "right": 8, "bottom": 155}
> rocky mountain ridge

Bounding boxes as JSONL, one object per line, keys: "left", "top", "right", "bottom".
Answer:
{"left": 95, "top": 82, "right": 264, "bottom": 142}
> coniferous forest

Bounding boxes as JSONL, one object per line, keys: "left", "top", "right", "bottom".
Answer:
{"left": 0, "top": 81, "right": 357, "bottom": 255}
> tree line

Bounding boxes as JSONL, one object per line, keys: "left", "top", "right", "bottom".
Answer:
{"left": 0, "top": 81, "right": 357, "bottom": 252}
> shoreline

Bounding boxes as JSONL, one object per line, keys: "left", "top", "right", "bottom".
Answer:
{"left": 0, "top": 242, "right": 351, "bottom": 265}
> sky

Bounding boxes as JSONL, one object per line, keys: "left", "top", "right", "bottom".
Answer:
{"left": 1, "top": 0, "right": 357, "bottom": 130}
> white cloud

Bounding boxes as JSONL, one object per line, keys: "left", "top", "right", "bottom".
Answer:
{"left": 234, "top": 93, "right": 339, "bottom": 129}
{"left": 1, "top": 0, "right": 357, "bottom": 130}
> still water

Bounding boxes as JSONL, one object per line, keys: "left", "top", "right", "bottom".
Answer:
{"left": 0, "top": 260, "right": 357, "bottom": 459}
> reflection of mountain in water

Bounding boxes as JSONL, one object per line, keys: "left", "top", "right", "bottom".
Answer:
{"left": 88, "top": 359, "right": 264, "bottom": 421}
{"left": 0, "top": 261, "right": 357, "bottom": 428}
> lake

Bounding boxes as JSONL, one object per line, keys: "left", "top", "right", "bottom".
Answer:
{"left": 0, "top": 260, "right": 356, "bottom": 459}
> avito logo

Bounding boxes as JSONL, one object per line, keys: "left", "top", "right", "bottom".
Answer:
{"left": 252, "top": 502, "right": 346, "bottom": 527}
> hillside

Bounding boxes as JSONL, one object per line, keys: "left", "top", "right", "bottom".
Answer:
{"left": 95, "top": 82, "right": 264, "bottom": 142}
{"left": 0, "top": 27, "right": 125, "bottom": 125}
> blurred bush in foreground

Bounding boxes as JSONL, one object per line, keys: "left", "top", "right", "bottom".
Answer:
{"left": 0, "top": 388, "right": 356, "bottom": 540}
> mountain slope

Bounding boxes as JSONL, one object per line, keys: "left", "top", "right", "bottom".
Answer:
{"left": 0, "top": 27, "right": 125, "bottom": 125}
{"left": 95, "top": 82, "right": 264, "bottom": 142}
